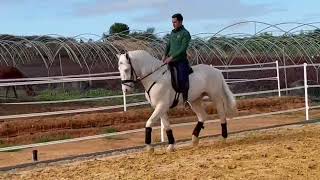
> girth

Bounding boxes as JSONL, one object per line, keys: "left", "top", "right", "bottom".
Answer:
{"left": 146, "top": 81, "right": 180, "bottom": 109}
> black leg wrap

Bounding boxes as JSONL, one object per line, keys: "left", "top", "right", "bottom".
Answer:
{"left": 221, "top": 123, "right": 228, "bottom": 138}
{"left": 166, "top": 129, "right": 175, "bottom": 144}
{"left": 145, "top": 127, "right": 152, "bottom": 144}
{"left": 192, "top": 121, "right": 204, "bottom": 137}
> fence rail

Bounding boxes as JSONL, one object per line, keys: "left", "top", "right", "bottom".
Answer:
{"left": 0, "top": 60, "right": 316, "bottom": 151}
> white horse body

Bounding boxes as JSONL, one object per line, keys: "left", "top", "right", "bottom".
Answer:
{"left": 146, "top": 63, "right": 236, "bottom": 114}
{"left": 118, "top": 50, "right": 237, "bottom": 152}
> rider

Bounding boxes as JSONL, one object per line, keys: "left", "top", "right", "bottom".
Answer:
{"left": 163, "top": 13, "right": 192, "bottom": 109}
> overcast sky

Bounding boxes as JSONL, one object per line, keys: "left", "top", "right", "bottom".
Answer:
{"left": 0, "top": 0, "right": 319, "bottom": 37}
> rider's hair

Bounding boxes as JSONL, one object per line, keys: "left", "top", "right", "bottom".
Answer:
{"left": 172, "top": 13, "right": 183, "bottom": 22}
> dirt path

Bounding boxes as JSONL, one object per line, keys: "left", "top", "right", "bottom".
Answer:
{"left": 0, "top": 109, "right": 312, "bottom": 169}
{"left": 1, "top": 123, "right": 319, "bottom": 180}
{"left": 0, "top": 96, "right": 306, "bottom": 146}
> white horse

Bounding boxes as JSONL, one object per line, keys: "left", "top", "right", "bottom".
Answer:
{"left": 117, "top": 50, "right": 237, "bottom": 152}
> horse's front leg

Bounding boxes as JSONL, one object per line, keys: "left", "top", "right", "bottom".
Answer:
{"left": 145, "top": 103, "right": 168, "bottom": 153}
{"left": 13, "top": 86, "right": 18, "bottom": 98}
{"left": 160, "top": 113, "right": 175, "bottom": 152}
{"left": 5, "top": 87, "right": 9, "bottom": 99}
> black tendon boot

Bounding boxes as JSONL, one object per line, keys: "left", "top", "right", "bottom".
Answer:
{"left": 221, "top": 123, "right": 228, "bottom": 138}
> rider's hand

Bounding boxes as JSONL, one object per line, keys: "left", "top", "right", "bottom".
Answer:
{"left": 162, "top": 56, "right": 166, "bottom": 62}
{"left": 164, "top": 57, "right": 172, "bottom": 64}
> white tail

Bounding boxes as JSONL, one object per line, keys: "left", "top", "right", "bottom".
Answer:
{"left": 222, "top": 79, "right": 237, "bottom": 117}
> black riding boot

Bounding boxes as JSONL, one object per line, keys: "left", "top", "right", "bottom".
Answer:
{"left": 183, "top": 91, "right": 190, "bottom": 109}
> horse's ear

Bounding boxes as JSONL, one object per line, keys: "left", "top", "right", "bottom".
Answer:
{"left": 116, "top": 54, "right": 121, "bottom": 60}
{"left": 125, "top": 52, "right": 130, "bottom": 60}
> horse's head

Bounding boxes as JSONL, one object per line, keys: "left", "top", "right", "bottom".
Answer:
{"left": 117, "top": 52, "right": 137, "bottom": 93}
{"left": 25, "top": 85, "right": 36, "bottom": 96}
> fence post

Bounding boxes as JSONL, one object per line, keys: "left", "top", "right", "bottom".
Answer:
{"left": 303, "top": 63, "right": 309, "bottom": 120}
{"left": 276, "top": 61, "right": 281, "bottom": 97}
{"left": 123, "top": 91, "right": 127, "bottom": 112}
{"left": 283, "top": 48, "right": 288, "bottom": 95}
{"left": 32, "top": 149, "right": 38, "bottom": 162}
{"left": 161, "top": 121, "right": 165, "bottom": 142}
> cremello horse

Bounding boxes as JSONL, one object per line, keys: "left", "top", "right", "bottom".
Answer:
{"left": 117, "top": 50, "right": 237, "bottom": 152}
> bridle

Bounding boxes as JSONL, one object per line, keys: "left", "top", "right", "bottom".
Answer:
{"left": 120, "top": 52, "right": 166, "bottom": 88}
{"left": 120, "top": 53, "right": 138, "bottom": 88}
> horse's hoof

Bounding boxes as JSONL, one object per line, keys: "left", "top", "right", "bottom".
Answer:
{"left": 192, "top": 135, "right": 199, "bottom": 146}
{"left": 166, "top": 144, "right": 175, "bottom": 152}
{"left": 146, "top": 145, "right": 154, "bottom": 154}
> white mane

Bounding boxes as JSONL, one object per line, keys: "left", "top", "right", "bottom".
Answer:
{"left": 128, "top": 50, "right": 163, "bottom": 77}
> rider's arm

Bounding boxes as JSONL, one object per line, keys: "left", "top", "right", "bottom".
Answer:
{"left": 164, "top": 39, "right": 170, "bottom": 57}
{"left": 170, "top": 31, "right": 191, "bottom": 62}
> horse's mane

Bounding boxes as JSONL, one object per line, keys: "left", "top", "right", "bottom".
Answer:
{"left": 129, "top": 50, "right": 162, "bottom": 72}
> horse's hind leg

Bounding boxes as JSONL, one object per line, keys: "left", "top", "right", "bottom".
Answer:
{"left": 5, "top": 87, "right": 9, "bottom": 99}
{"left": 190, "top": 98, "right": 207, "bottom": 146}
{"left": 160, "top": 113, "right": 175, "bottom": 152}
{"left": 215, "top": 96, "right": 228, "bottom": 139}
{"left": 13, "top": 86, "right": 18, "bottom": 98}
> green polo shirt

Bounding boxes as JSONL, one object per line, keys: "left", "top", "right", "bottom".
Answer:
{"left": 165, "top": 25, "right": 191, "bottom": 62}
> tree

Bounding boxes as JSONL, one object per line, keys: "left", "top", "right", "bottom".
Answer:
{"left": 129, "top": 27, "right": 158, "bottom": 41}
{"left": 146, "top": 27, "right": 155, "bottom": 34}
{"left": 314, "top": 28, "right": 320, "bottom": 35}
{"left": 109, "top": 23, "right": 130, "bottom": 35}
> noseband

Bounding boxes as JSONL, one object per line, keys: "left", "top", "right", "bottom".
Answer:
{"left": 120, "top": 53, "right": 166, "bottom": 88}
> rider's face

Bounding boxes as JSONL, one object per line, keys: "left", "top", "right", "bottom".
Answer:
{"left": 172, "top": 18, "right": 182, "bottom": 30}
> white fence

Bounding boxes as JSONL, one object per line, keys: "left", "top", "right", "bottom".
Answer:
{"left": 0, "top": 61, "right": 317, "bottom": 152}
{"left": 0, "top": 61, "right": 281, "bottom": 119}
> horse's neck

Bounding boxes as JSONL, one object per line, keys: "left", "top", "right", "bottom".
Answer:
{"left": 135, "top": 56, "right": 165, "bottom": 90}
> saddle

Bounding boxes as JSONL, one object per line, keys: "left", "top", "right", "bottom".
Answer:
{"left": 168, "top": 64, "right": 193, "bottom": 108}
